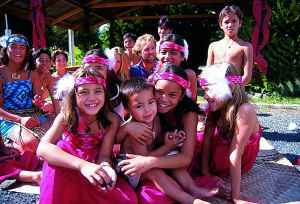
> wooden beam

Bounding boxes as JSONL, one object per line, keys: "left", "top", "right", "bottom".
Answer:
{"left": 0, "top": 0, "right": 14, "bottom": 8}
{"left": 91, "top": 7, "right": 140, "bottom": 29}
{"left": 91, "top": 0, "right": 229, "bottom": 9}
{"left": 119, "top": 14, "right": 215, "bottom": 21}
{"left": 50, "top": 0, "right": 106, "bottom": 26}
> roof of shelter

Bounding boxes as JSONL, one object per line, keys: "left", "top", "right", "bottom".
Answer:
{"left": 0, "top": 0, "right": 232, "bottom": 31}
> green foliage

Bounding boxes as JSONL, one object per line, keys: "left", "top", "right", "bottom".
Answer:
{"left": 262, "top": 0, "right": 300, "bottom": 96}
{"left": 74, "top": 46, "right": 84, "bottom": 65}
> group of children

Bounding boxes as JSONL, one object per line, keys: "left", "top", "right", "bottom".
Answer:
{"left": 0, "top": 4, "right": 262, "bottom": 204}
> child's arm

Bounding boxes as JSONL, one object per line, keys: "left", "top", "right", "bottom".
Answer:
{"left": 206, "top": 42, "right": 215, "bottom": 65}
{"left": 201, "top": 123, "right": 215, "bottom": 176}
{"left": 37, "top": 113, "right": 110, "bottom": 187}
{"left": 185, "top": 69, "right": 197, "bottom": 101}
{"left": 229, "top": 103, "right": 257, "bottom": 202}
{"left": 98, "top": 113, "right": 120, "bottom": 164}
{"left": 37, "top": 113, "right": 83, "bottom": 168}
{"left": 116, "top": 121, "right": 153, "bottom": 144}
{"left": 241, "top": 43, "right": 253, "bottom": 85}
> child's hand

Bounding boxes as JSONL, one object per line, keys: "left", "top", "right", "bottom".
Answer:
{"left": 80, "top": 161, "right": 116, "bottom": 191}
{"left": 33, "top": 95, "right": 44, "bottom": 109}
{"left": 174, "top": 130, "right": 186, "bottom": 147}
{"left": 126, "top": 122, "right": 154, "bottom": 145}
{"left": 41, "top": 102, "right": 54, "bottom": 113}
{"left": 20, "top": 117, "right": 40, "bottom": 129}
{"left": 164, "top": 132, "right": 178, "bottom": 149}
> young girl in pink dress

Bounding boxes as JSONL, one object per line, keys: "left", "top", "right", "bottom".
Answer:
{"left": 37, "top": 66, "right": 137, "bottom": 204}
{"left": 195, "top": 63, "right": 261, "bottom": 203}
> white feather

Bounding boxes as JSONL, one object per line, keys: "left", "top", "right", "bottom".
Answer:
{"left": 183, "top": 39, "right": 189, "bottom": 60}
{"left": 201, "top": 63, "right": 232, "bottom": 100}
{"left": 104, "top": 48, "right": 115, "bottom": 70}
{"left": 54, "top": 73, "right": 75, "bottom": 100}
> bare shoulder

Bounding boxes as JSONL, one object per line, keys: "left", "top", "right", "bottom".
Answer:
{"left": 237, "top": 103, "right": 256, "bottom": 119}
{"left": 239, "top": 40, "right": 253, "bottom": 49}
{"left": 185, "top": 69, "right": 196, "bottom": 77}
{"left": 209, "top": 40, "right": 221, "bottom": 49}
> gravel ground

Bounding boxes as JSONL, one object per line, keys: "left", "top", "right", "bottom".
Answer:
{"left": 257, "top": 107, "right": 300, "bottom": 168}
{"left": 0, "top": 107, "right": 299, "bottom": 203}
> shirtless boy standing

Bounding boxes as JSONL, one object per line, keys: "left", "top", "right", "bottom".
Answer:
{"left": 207, "top": 5, "right": 253, "bottom": 85}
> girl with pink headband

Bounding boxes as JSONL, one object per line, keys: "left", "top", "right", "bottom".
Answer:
{"left": 118, "top": 64, "right": 216, "bottom": 204}
{"left": 82, "top": 49, "right": 125, "bottom": 121}
{"left": 157, "top": 34, "right": 197, "bottom": 101}
{"left": 193, "top": 63, "right": 261, "bottom": 203}
{"left": 38, "top": 66, "right": 138, "bottom": 204}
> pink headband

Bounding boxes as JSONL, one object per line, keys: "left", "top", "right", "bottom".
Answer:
{"left": 160, "top": 41, "right": 185, "bottom": 53}
{"left": 152, "top": 71, "right": 190, "bottom": 89}
{"left": 83, "top": 54, "right": 110, "bottom": 66}
{"left": 199, "top": 75, "right": 242, "bottom": 87}
{"left": 75, "top": 76, "right": 106, "bottom": 89}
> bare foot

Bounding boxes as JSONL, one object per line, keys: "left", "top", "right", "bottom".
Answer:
{"left": 191, "top": 186, "right": 219, "bottom": 198}
{"left": 193, "top": 198, "right": 210, "bottom": 204}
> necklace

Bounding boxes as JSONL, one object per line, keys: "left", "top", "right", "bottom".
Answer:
{"left": 11, "top": 72, "right": 21, "bottom": 80}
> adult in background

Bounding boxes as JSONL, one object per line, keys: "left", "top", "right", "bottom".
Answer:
{"left": 130, "top": 34, "right": 157, "bottom": 79}
{"left": 123, "top": 33, "right": 140, "bottom": 66}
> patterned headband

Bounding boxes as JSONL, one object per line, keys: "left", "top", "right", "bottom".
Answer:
{"left": 152, "top": 71, "right": 190, "bottom": 89}
{"left": 160, "top": 41, "right": 185, "bottom": 53}
{"left": 75, "top": 76, "right": 106, "bottom": 89}
{"left": 83, "top": 54, "right": 110, "bottom": 66}
{"left": 6, "top": 35, "right": 29, "bottom": 47}
{"left": 199, "top": 75, "right": 242, "bottom": 87}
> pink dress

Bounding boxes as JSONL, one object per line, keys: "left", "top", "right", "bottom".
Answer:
{"left": 192, "top": 127, "right": 262, "bottom": 177}
{"left": 39, "top": 130, "right": 137, "bottom": 204}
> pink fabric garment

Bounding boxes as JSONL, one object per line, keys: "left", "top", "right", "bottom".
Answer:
{"left": 251, "top": 0, "right": 272, "bottom": 73}
{"left": 137, "top": 180, "right": 175, "bottom": 204}
{"left": 39, "top": 130, "right": 137, "bottom": 204}
{"left": 31, "top": 0, "right": 46, "bottom": 49}
{"left": 192, "top": 127, "right": 262, "bottom": 177}
{"left": 0, "top": 151, "right": 40, "bottom": 182}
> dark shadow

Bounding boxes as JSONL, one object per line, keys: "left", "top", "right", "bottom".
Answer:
{"left": 283, "top": 153, "right": 299, "bottom": 165}
{"left": 257, "top": 113, "right": 272, "bottom": 117}
{"left": 263, "top": 132, "right": 300, "bottom": 142}
{"left": 261, "top": 126, "right": 270, "bottom": 131}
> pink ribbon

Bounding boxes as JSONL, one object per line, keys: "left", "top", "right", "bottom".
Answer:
{"left": 152, "top": 71, "right": 190, "bottom": 89}
{"left": 75, "top": 76, "right": 106, "bottom": 88}
{"left": 159, "top": 41, "right": 185, "bottom": 53}
{"left": 83, "top": 54, "right": 110, "bottom": 66}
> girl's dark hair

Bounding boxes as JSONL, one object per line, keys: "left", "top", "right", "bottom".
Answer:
{"left": 32, "top": 48, "right": 51, "bottom": 61}
{"left": 123, "top": 32, "right": 137, "bottom": 41}
{"left": 52, "top": 49, "right": 68, "bottom": 62}
{"left": 85, "top": 48, "right": 107, "bottom": 58}
{"left": 158, "top": 16, "right": 174, "bottom": 30}
{"left": 120, "top": 78, "right": 154, "bottom": 109}
{"left": 159, "top": 34, "right": 188, "bottom": 69}
{"left": 63, "top": 66, "right": 111, "bottom": 133}
{"left": 158, "top": 64, "right": 202, "bottom": 131}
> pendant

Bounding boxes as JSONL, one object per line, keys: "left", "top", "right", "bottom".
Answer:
{"left": 11, "top": 73, "right": 21, "bottom": 79}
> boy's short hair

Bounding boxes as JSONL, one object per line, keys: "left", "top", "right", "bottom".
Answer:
{"left": 158, "top": 16, "right": 174, "bottom": 30}
{"left": 52, "top": 49, "right": 68, "bottom": 62}
{"left": 132, "top": 34, "right": 156, "bottom": 56}
{"left": 120, "top": 78, "right": 154, "bottom": 109}
{"left": 123, "top": 32, "right": 137, "bottom": 41}
{"left": 219, "top": 5, "right": 243, "bottom": 25}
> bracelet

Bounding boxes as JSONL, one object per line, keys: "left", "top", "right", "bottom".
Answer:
{"left": 100, "top": 161, "right": 111, "bottom": 168}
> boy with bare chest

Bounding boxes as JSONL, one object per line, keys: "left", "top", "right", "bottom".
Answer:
{"left": 207, "top": 5, "right": 253, "bottom": 85}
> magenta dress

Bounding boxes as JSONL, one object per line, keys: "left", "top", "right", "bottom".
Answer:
{"left": 39, "top": 130, "right": 138, "bottom": 204}
{"left": 192, "top": 127, "right": 262, "bottom": 177}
